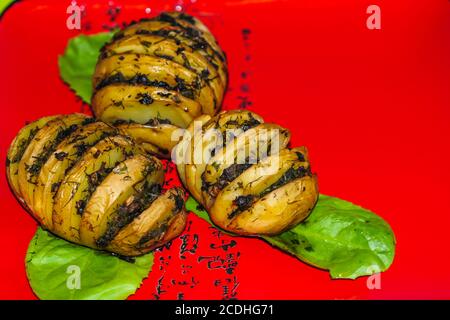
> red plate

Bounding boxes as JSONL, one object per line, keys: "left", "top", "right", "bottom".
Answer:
{"left": 1, "top": 0, "right": 450, "bottom": 299}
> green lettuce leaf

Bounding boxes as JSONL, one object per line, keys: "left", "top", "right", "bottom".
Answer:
{"left": 26, "top": 228, "right": 154, "bottom": 300}
{"left": 58, "top": 32, "right": 114, "bottom": 104}
{"left": 0, "top": 0, "right": 15, "bottom": 16}
{"left": 186, "top": 195, "right": 396, "bottom": 279}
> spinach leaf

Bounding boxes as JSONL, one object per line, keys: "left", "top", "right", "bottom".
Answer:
{"left": 186, "top": 195, "right": 396, "bottom": 279}
{"left": 58, "top": 32, "right": 114, "bottom": 103}
{"left": 26, "top": 228, "right": 154, "bottom": 300}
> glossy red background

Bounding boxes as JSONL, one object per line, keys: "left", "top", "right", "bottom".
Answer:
{"left": 1, "top": 0, "right": 450, "bottom": 299}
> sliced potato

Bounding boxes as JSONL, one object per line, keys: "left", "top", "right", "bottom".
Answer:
{"left": 92, "top": 84, "right": 202, "bottom": 120}
{"left": 165, "top": 12, "right": 226, "bottom": 59}
{"left": 17, "top": 114, "right": 88, "bottom": 219}
{"left": 174, "top": 114, "right": 211, "bottom": 187}
{"left": 117, "top": 20, "right": 225, "bottom": 74}
{"left": 93, "top": 54, "right": 216, "bottom": 115}
{"left": 33, "top": 121, "right": 117, "bottom": 229}
{"left": 92, "top": 84, "right": 202, "bottom": 157}
{"left": 107, "top": 187, "right": 186, "bottom": 256}
{"left": 100, "top": 99, "right": 194, "bottom": 129}
{"left": 101, "top": 34, "right": 226, "bottom": 94}
{"left": 214, "top": 110, "right": 265, "bottom": 130}
{"left": 8, "top": 114, "right": 188, "bottom": 255}
{"left": 228, "top": 175, "right": 319, "bottom": 235}
{"left": 202, "top": 124, "right": 291, "bottom": 191}
{"left": 140, "top": 141, "right": 169, "bottom": 158}
{"left": 183, "top": 110, "right": 264, "bottom": 204}
{"left": 209, "top": 148, "right": 309, "bottom": 229}
{"left": 52, "top": 135, "right": 143, "bottom": 243}
{"left": 117, "top": 122, "right": 180, "bottom": 158}
{"left": 79, "top": 154, "right": 164, "bottom": 248}
{"left": 6, "top": 115, "right": 58, "bottom": 207}
{"left": 92, "top": 13, "right": 228, "bottom": 159}
{"left": 201, "top": 123, "right": 290, "bottom": 209}
{"left": 176, "top": 110, "right": 319, "bottom": 236}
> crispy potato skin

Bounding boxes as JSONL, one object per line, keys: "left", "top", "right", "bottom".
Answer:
{"left": 17, "top": 114, "right": 89, "bottom": 223}
{"left": 6, "top": 115, "right": 58, "bottom": 212}
{"left": 175, "top": 110, "right": 319, "bottom": 236}
{"left": 92, "top": 12, "right": 228, "bottom": 158}
{"left": 34, "top": 121, "right": 118, "bottom": 229}
{"left": 6, "top": 115, "right": 187, "bottom": 256}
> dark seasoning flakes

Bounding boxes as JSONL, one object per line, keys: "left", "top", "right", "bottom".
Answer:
{"left": 151, "top": 215, "right": 240, "bottom": 300}
{"left": 25, "top": 124, "right": 80, "bottom": 183}
{"left": 237, "top": 28, "right": 253, "bottom": 109}
{"left": 197, "top": 227, "right": 241, "bottom": 299}
{"left": 102, "top": 3, "right": 122, "bottom": 31}
{"left": 79, "top": 5, "right": 91, "bottom": 32}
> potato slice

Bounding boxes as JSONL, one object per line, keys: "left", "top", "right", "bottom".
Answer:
{"left": 101, "top": 34, "right": 226, "bottom": 96}
{"left": 17, "top": 114, "right": 89, "bottom": 217}
{"left": 174, "top": 114, "right": 211, "bottom": 187}
{"left": 100, "top": 98, "right": 194, "bottom": 129}
{"left": 160, "top": 12, "right": 226, "bottom": 61}
{"left": 117, "top": 122, "right": 180, "bottom": 158}
{"left": 33, "top": 121, "right": 117, "bottom": 229}
{"left": 140, "top": 142, "right": 167, "bottom": 158}
{"left": 93, "top": 54, "right": 193, "bottom": 88}
{"left": 6, "top": 115, "right": 58, "bottom": 207}
{"left": 117, "top": 20, "right": 225, "bottom": 75}
{"left": 92, "top": 84, "right": 202, "bottom": 120}
{"left": 93, "top": 54, "right": 216, "bottom": 115}
{"left": 214, "top": 110, "right": 265, "bottom": 130}
{"left": 201, "top": 123, "right": 291, "bottom": 209}
{"left": 106, "top": 187, "right": 186, "bottom": 256}
{"left": 52, "top": 135, "right": 143, "bottom": 243}
{"left": 228, "top": 175, "right": 319, "bottom": 235}
{"left": 183, "top": 123, "right": 222, "bottom": 203}
{"left": 79, "top": 154, "right": 164, "bottom": 248}
{"left": 209, "top": 148, "right": 309, "bottom": 229}
{"left": 184, "top": 110, "right": 264, "bottom": 204}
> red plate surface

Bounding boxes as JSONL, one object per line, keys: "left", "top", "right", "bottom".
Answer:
{"left": 1, "top": 0, "right": 450, "bottom": 300}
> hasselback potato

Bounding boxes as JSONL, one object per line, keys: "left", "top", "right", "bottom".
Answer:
{"left": 174, "top": 110, "right": 319, "bottom": 235}
{"left": 92, "top": 12, "right": 227, "bottom": 158}
{"left": 6, "top": 114, "right": 186, "bottom": 256}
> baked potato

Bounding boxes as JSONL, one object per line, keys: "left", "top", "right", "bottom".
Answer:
{"left": 6, "top": 114, "right": 186, "bottom": 256}
{"left": 92, "top": 12, "right": 228, "bottom": 158}
{"left": 174, "top": 110, "right": 319, "bottom": 235}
